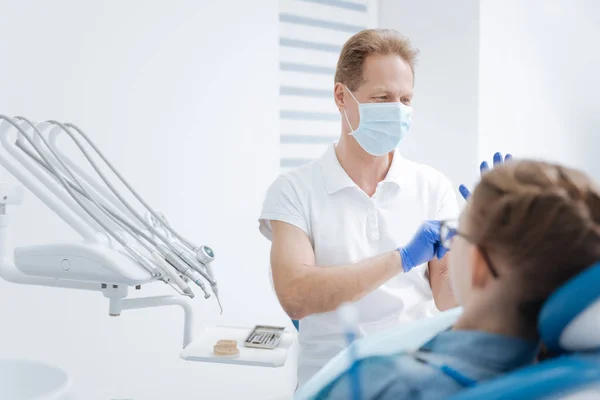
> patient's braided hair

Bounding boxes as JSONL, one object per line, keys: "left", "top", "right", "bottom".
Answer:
{"left": 467, "top": 160, "right": 600, "bottom": 320}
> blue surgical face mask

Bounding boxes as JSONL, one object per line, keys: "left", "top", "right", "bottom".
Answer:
{"left": 343, "top": 86, "right": 412, "bottom": 156}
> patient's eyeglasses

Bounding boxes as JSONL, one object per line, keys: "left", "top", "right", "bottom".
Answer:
{"left": 440, "top": 220, "right": 500, "bottom": 278}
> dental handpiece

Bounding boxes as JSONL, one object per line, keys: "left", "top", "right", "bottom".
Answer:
{"left": 146, "top": 212, "right": 217, "bottom": 287}
{"left": 195, "top": 244, "right": 222, "bottom": 313}
{"left": 114, "top": 237, "right": 159, "bottom": 278}
{"left": 86, "top": 198, "right": 194, "bottom": 297}
{"left": 196, "top": 245, "right": 217, "bottom": 285}
{"left": 164, "top": 251, "right": 211, "bottom": 299}
{"left": 171, "top": 243, "right": 215, "bottom": 286}
{"left": 104, "top": 214, "right": 194, "bottom": 298}
{"left": 150, "top": 251, "right": 194, "bottom": 298}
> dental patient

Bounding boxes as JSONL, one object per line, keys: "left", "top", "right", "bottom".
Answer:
{"left": 316, "top": 160, "right": 600, "bottom": 399}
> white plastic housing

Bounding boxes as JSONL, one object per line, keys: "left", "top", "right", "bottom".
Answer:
{"left": 14, "top": 241, "right": 153, "bottom": 285}
{"left": 0, "top": 183, "right": 24, "bottom": 205}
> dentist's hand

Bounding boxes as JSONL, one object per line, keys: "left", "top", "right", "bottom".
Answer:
{"left": 459, "top": 152, "right": 513, "bottom": 200}
{"left": 397, "top": 221, "right": 447, "bottom": 273}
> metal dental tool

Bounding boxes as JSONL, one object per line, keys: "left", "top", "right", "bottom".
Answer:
{"left": 145, "top": 209, "right": 222, "bottom": 312}
{"left": 14, "top": 139, "right": 195, "bottom": 297}
{"left": 46, "top": 121, "right": 220, "bottom": 304}
{"left": 11, "top": 117, "right": 166, "bottom": 282}
{"left": 0, "top": 114, "right": 292, "bottom": 371}
{"left": 36, "top": 120, "right": 214, "bottom": 299}
{"left": 0, "top": 115, "right": 222, "bottom": 305}
{"left": 196, "top": 244, "right": 222, "bottom": 313}
{"left": 63, "top": 122, "right": 220, "bottom": 299}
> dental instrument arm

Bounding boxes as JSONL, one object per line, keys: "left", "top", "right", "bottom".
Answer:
{"left": 13, "top": 139, "right": 195, "bottom": 297}
{"left": 67, "top": 123, "right": 197, "bottom": 247}
{"left": 0, "top": 118, "right": 99, "bottom": 241}
{"left": 64, "top": 123, "right": 198, "bottom": 248}
{"left": 146, "top": 212, "right": 220, "bottom": 309}
{"left": 0, "top": 115, "right": 244, "bottom": 364}
{"left": 47, "top": 126, "right": 141, "bottom": 224}
{"left": 17, "top": 139, "right": 145, "bottom": 236}
{"left": 63, "top": 123, "right": 220, "bottom": 290}
{"left": 155, "top": 212, "right": 220, "bottom": 309}
{"left": 23, "top": 119, "right": 216, "bottom": 301}
{"left": 10, "top": 121, "right": 111, "bottom": 235}
{"left": 46, "top": 122, "right": 217, "bottom": 297}
{"left": 18, "top": 139, "right": 166, "bottom": 252}
{"left": 12, "top": 117, "right": 165, "bottom": 281}
{"left": 18, "top": 119, "right": 199, "bottom": 297}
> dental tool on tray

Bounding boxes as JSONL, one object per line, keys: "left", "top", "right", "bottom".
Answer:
{"left": 0, "top": 115, "right": 221, "bottom": 311}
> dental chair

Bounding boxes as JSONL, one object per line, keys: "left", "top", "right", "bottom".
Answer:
{"left": 448, "top": 261, "right": 600, "bottom": 399}
{"left": 297, "top": 261, "right": 600, "bottom": 399}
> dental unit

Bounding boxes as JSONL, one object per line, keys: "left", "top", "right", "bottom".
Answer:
{"left": 0, "top": 115, "right": 265, "bottom": 357}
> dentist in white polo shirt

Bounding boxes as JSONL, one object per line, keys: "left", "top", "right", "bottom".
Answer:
{"left": 259, "top": 29, "right": 459, "bottom": 386}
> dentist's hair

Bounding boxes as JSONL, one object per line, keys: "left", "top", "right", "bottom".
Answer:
{"left": 335, "top": 29, "right": 419, "bottom": 91}
{"left": 467, "top": 160, "right": 600, "bottom": 318}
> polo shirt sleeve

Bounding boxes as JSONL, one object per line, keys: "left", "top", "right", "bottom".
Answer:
{"left": 258, "top": 174, "right": 310, "bottom": 241}
{"left": 436, "top": 175, "right": 460, "bottom": 221}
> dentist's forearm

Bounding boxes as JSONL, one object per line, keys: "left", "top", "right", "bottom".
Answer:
{"left": 274, "top": 251, "right": 403, "bottom": 320}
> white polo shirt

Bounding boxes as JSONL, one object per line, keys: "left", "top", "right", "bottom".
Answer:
{"left": 259, "top": 144, "right": 459, "bottom": 386}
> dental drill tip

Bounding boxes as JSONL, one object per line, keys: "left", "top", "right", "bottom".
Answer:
{"left": 184, "top": 288, "right": 195, "bottom": 298}
{"left": 216, "top": 295, "right": 223, "bottom": 314}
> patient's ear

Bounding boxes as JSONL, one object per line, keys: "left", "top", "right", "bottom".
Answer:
{"left": 470, "top": 247, "right": 492, "bottom": 289}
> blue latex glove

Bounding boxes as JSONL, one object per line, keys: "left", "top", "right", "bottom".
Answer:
{"left": 397, "top": 221, "right": 448, "bottom": 273}
{"left": 459, "top": 152, "right": 513, "bottom": 200}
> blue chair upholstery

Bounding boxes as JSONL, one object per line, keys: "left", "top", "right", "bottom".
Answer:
{"left": 538, "top": 261, "right": 600, "bottom": 354}
{"left": 447, "top": 354, "right": 600, "bottom": 399}
{"left": 448, "top": 261, "right": 600, "bottom": 400}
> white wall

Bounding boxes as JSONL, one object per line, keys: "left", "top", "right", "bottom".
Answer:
{"left": 378, "top": 0, "right": 481, "bottom": 191}
{"left": 479, "top": 0, "right": 600, "bottom": 176}
{"left": 0, "top": 1, "right": 294, "bottom": 399}
{"left": 380, "top": 0, "right": 600, "bottom": 188}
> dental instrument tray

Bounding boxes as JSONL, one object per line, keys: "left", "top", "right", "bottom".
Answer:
{"left": 180, "top": 325, "right": 295, "bottom": 367}
{"left": 244, "top": 325, "right": 285, "bottom": 349}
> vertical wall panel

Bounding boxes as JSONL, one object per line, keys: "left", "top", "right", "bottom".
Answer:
{"left": 279, "top": 0, "right": 377, "bottom": 170}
